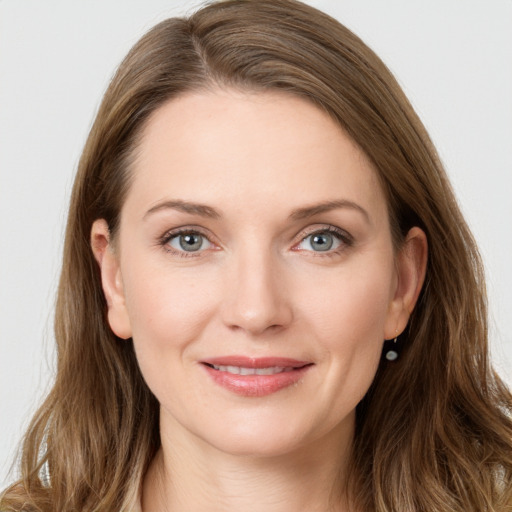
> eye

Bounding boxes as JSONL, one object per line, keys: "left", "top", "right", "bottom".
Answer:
{"left": 295, "top": 228, "right": 351, "bottom": 253}
{"left": 167, "top": 232, "right": 212, "bottom": 253}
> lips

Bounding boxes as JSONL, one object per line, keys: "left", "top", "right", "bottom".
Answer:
{"left": 208, "top": 365, "right": 295, "bottom": 375}
{"left": 201, "top": 356, "right": 313, "bottom": 397}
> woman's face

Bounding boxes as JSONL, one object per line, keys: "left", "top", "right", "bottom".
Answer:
{"left": 93, "top": 89, "right": 424, "bottom": 457}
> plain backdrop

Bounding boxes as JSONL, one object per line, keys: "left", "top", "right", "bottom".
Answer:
{"left": 1, "top": 0, "right": 511, "bottom": 489}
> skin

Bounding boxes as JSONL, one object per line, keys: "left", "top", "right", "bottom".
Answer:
{"left": 91, "top": 89, "right": 427, "bottom": 511}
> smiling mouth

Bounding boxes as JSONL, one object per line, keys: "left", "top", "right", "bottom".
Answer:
{"left": 204, "top": 364, "right": 305, "bottom": 375}
{"left": 201, "top": 357, "right": 313, "bottom": 397}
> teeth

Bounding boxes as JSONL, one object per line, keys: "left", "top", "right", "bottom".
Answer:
{"left": 211, "top": 365, "right": 290, "bottom": 375}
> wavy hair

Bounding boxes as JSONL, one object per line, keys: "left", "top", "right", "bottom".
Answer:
{"left": 2, "top": 1, "right": 511, "bottom": 510}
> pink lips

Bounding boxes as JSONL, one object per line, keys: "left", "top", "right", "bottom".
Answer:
{"left": 201, "top": 356, "right": 313, "bottom": 397}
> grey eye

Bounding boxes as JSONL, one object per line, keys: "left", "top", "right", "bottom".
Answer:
{"left": 297, "top": 231, "right": 342, "bottom": 252}
{"left": 169, "top": 233, "right": 211, "bottom": 252}
{"left": 309, "top": 233, "right": 334, "bottom": 251}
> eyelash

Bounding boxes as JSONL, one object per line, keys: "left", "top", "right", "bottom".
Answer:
{"left": 158, "top": 228, "right": 213, "bottom": 258}
{"left": 294, "top": 226, "right": 354, "bottom": 257}
{"left": 157, "top": 225, "right": 354, "bottom": 258}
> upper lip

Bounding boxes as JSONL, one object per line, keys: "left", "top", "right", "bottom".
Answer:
{"left": 201, "top": 356, "right": 312, "bottom": 369}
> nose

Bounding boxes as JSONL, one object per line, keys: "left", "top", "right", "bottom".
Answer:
{"left": 220, "top": 247, "right": 293, "bottom": 336}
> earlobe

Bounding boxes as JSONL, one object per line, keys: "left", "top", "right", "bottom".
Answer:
{"left": 385, "top": 226, "right": 428, "bottom": 340}
{"left": 90, "top": 219, "right": 132, "bottom": 339}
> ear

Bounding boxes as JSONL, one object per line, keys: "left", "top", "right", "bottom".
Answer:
{"left": 384, "top": 226, "right": 428, "bottom": 340}
{"left": 90, "top": 219, "right": 132, "bottom": 339}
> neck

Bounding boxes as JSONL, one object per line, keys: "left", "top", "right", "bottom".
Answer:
{"left": 141, "top": 411, "right": 355, "bottom": 512}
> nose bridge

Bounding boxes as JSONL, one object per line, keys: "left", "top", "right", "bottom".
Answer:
{"left": 221, "top": 238, "right": 292, "bottom": 335}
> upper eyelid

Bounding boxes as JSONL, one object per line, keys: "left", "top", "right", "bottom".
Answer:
{"left": 295, "top": 224, "right": 352, "bottom": 241}
{"left": 160, "top": 226, "right": 215, "bottom": 242}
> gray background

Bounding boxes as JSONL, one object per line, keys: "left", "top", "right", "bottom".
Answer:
{"left": 1, "top": 0, "right": 511, "bottom": 488}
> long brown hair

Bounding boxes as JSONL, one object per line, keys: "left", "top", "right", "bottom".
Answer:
{"left": 2, "top": 1, "right": 511, "bottom": 510}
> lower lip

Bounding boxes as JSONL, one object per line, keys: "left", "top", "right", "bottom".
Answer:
{"left": 202, "top": 364, "right": 312, "bottom": 397}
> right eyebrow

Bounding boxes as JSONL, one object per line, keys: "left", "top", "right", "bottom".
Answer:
{"left": 143, "top": 199, "right": 222, "bottom": 220}
{"left": 289, "top": 199, "right": 371, "bottom": 224}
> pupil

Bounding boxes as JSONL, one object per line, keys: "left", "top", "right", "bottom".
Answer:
{"left": 179, "top": 234, "right": 202, "bottom": 251}
{"left": 312, "top": 233, "right": 333, "bottom": 251}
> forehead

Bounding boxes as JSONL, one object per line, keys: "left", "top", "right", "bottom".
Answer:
{"left": 124, "top": 88, "right": 387, "bottom": 222}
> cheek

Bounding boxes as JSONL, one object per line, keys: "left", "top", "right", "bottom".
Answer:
{"left": 120, "top": 263, "right": 221, "bottom": 415}
{"left": 121, "top": 261, "right": 218, "bottom": 374}
{"left": 297, "top": 260, "right": 394, "bottom": 345}
{"left": 294, "top": 260, "right": 394, "bottom": 405}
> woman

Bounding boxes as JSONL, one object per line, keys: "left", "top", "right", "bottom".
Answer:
{"left": 2, "top": 0, "right": 511, "bottom": 510}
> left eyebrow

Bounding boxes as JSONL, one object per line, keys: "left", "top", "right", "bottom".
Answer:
{"left": 143, "top": 199, "right": 222, "bottom": 220}
{"left": 289, "top": 200, "right": 370, "bottom": 224}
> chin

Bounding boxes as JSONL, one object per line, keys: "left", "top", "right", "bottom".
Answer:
{"left": 204, "top": 429, "right": 311, "bottom": 459}
{"left": 189, "top": 408, "right": 352, "bottom": 460}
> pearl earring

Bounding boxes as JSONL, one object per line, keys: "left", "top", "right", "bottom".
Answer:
{"left": 385, "top": 337, "right": 399, "bottom": 361}
{"left": 384, "top": 330, "right": 400, "bottom": 361}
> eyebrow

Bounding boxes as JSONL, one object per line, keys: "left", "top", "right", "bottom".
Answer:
{"left": 289, "top": 200, "right": 370, "bottom": 223}
{"left": 143, "top": 199, "right": 221, "bottom": 220}
{"left": 143, "top": 198, "right": 370, "bottom": 223}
